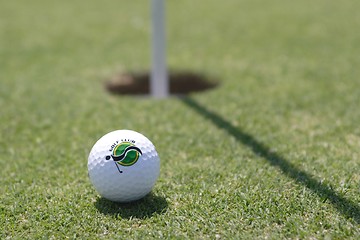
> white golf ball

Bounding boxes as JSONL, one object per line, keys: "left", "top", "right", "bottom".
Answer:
{"left": 88, "top": 130, "right": 160, "bottom": 202}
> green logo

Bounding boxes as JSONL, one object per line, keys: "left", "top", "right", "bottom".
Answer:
{"left": 106, "top": 142, "right": 142, "bottom": 168}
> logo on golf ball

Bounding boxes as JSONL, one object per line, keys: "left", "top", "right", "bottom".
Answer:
{"left": 106, "top": 142, "right": 142, "bottom": 167}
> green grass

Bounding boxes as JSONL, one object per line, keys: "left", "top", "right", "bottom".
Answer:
{"left": 1, "top": 0, "right": 360, "bottom": 238}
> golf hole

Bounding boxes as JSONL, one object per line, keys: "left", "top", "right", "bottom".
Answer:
{"left": 105, "top": 71, "right": 219, "bottom": 95}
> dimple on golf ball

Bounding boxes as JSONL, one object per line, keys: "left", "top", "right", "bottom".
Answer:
{"left": 88, "top": 130, "right": 160, "bottom": 202}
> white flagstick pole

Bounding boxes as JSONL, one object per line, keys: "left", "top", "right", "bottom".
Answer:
{"left": 151, "top": 0, "right": 169, "bottom": 98}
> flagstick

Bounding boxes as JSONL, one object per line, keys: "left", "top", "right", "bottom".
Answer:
{"left": 151, "top": 0, "right": 169, "bottom": 98}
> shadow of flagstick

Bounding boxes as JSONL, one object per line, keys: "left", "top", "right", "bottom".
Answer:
{"left": 181, "top": 97, "right": 359, "bottom": 224}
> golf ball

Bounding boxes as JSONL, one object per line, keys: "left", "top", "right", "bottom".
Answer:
{"left": 88, "top": 130, "right": 160, "bottom": 202}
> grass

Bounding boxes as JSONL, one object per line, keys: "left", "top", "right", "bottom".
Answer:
{"left": 1, "top": 0, "right": 360, "bottom": 238}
